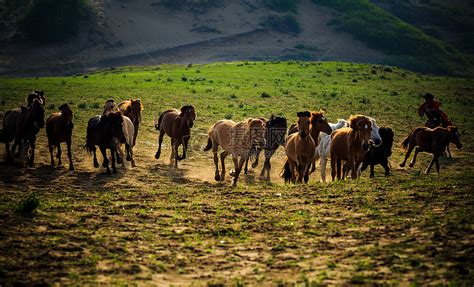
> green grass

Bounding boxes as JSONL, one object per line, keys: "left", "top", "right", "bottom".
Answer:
{"left": 311, "top": 0, "right": 468, "bottom": 75}
{"left": 0, "top": 61, "right": 473, "bottom": 285}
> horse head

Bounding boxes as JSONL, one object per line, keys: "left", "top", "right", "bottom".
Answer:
{"left": 59, "top": 103, "right": 73, "bottom": 119}
{"left": 27, "top": 90, "right": 45, "bottom": 107}
{"left": 368, "top": 117, "right": 382, "bottom": 147}
{"left": 448, "top": 126, "right": 462, "bottom": 149}
{"left": 310, "top": 111, "right": 332, "bottom": 135}
{"left": 267, "top": 115, "right": 287, "bottom": 147}
{"left": 296, "top": 111, "right": 311, "bottom": 139}
{"left": 349, "top": 115, "right": 373, "bottom": 151}
{"left": 247, "top": 118, "right": 266, "bottom": 149}
{"left": 130, "top": 99, "right": 143, "bottom": 125}
{"left": 103, "top": 111, "right": 124, "bottom": 140}
{"left": 103, "top": 99, "right": 116, "bottom": 115}
{"left": 30, "top": 98, "right": 45, "bottom": 129}
{"left": 180, "top": 105, "right": 196, "bottom": 128}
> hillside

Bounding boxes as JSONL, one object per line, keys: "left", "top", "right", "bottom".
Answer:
{"left": 0, "top": 0, "right": 472, "bottom": 76}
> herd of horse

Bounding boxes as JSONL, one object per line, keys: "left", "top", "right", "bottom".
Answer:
{"left": 0, "top": 90, "right": 463, "bottom": 186}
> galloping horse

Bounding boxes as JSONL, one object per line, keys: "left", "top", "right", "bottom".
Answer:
{"left": 330, "top": 115, "right": 373, "bottom": 180}
{"left": 46, "top": 103, "right": 75, "bottom": 170}
{"left": 245, "top": 115, "right": 287, "bottom": 179}
{"left": 1, "top": 98, "right": 45, "bottom": 166}
{"left": 204, "top": 118, "right": 266, "bottom": 186}
{"left": 118, "top": 99, "right": 143, "bottom": 146}
{"left": 360, "top": 126, "right": 394, "bottom": 177}
{"left": 282, "top": 111, "right": 316, "bottom": 184}
{"left": 85, "top": 112, "right": 124, "bottom": 174}
{"left": 155, "top": 105, "right": 196, "bottom": 168}
{"left": 400, "top": 126, "right": 462, "bottom": 174}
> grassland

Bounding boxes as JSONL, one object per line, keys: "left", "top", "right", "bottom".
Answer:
{"left": 0, "top": 61, "right": 473, "bottom": 285}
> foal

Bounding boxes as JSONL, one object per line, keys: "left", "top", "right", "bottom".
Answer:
{"left": 46, "top": 103, "right": 75, "bottom": 170}
{"left": 282, "top": 111, "right": 316, "bottom": 183}
{"left": 399, "top": 126, "right": 462, "bottom": 174}
{"left": 155, "top": 105, "right": 196, "bottom": 168}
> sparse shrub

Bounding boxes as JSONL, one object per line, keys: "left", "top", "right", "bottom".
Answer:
{"left": 78, "top": 102, "right": 87, "bottom": 109}
{"left": 264, "top": 14, "right": 301, "bottom": 34}
{"left": 47, "top": 103, "right": 55, "bottom": 110}
{"left": 91, "top": 102, "right": 100, "bottom": 109}
{"left": 15, "top": 193, "right": 40, "bottom": 215}
{"left": 19, "top": 0, "right": 89, "bottom": 43}
{"left": 260, "top": 92, "right": 271, "bottom": 98}
{"left": 182, "top": 76, "right": 188, "bottom": 81}
{"left": 224, "top": 113, "right": 233, "bottom": 119}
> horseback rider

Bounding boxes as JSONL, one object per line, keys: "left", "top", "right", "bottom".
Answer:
{"left": 418, "top": 93, "right": 451, "bottom": 128}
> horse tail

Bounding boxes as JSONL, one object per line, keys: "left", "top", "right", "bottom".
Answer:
{"left": 155, "top": 112, "right": 164, "bottom": 130}
{"left": 281, "top": 158, "right": 292, "bottom": 183}
{"left": 203, "top": 137, "right": 212, "bottom": 151}
{"left": 401, "top": 133, "right": 411, "bottom": 150}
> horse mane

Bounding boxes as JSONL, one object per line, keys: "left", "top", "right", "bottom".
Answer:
{"left": 296, "top": 111, "right": 310, "bottom": 118}
{"left": 349, "top": 115, "right": 371, "bottom": 130}
{"left": 132, "top": 99, "right": 144, "bottom": 111}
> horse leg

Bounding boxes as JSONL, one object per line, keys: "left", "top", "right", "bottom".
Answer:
{"left": 331, "top": 155, "right": 337, "bottom": 181}
{"left": 409, "top": 147, "right": 422, "bottom": 167}
{"left": 381, "top": 159, "right": 390, "bottom": 176}
{"left": 212, "top": 143, "right": 220, "bottom": 181}
{"left": 133, "top": 125, "right": 139, "bottom": 147}
{"left": 56, "top": 144, "right": 62, "bottom": 167}
{"left": 67, "top": 139, "right": 74, "bottom": 171}
{"left": 425, "top": 155, "right": 437, "bottom": 175}
{"left": 251, "top": 148, "right": 261, "bottom": 169}
{"left": 230, "top": 154, "right": 239, "bottom": 178}
{"left": 435, "top": 157, "right": 441, "bottom": 174}
{"left": 125, "top": 143, "right": 132, "bottom": 161}
{"left": 244, "top": 158, "right": 249, "bottom": 175}
{"left": 336, "top": 159, "right": 342, "bottom": 180}
{"left": 111, "top": 146, "right": 117, "bottom": 173}
{"left": 288, "top": 160, "right": 297, "bottom": 184}
{"left": 320, "top": 157, "right": 327, "bottom": 182}
{"left": 231, "top": 155, "right": 245, "bottom": 187}
{"left": 99, "top": 146, "right": 110, "bottom": 174}
{"left": 220, "top": 150, "right": 229, "bottom": 181}
{"left": 49, "top": 143, "right": 55, "bottom": 166}
{"left": 350, "top": 160, "right": 357, "bottom": 180}
{"left": 11, "top": 138, "right": 19, "bottom": 158}
{"left": 92, "top": 146, "right": 100, "bottom": 168}
{"left": 173, "top": 143, "right": 179, "bottom": 168}
{"left": 169, "top": 139, "right": 176, "bottom": 165}
{"left": 370, "top": 164, "right": 375, "bottom": 178}
{"left": 28, "top": 140, "right": 35, "bottom": 167}
{"left": 5, "top": 142, "right": 13, "bottom": 163}
{"left": 446, "top": 145, "right": 452, "bottom": 158}
{"left": 400, "top": 143, "right": 415, "bottom": 167}
{"left": 360, "top": 161, "right": 368, "bottom": 175}
{"left": 128, "top": 143, "right": 136, "bottom": 168}
{"left": 260, "top": 149, "right": 274, "bottom": 179}
{"left": 179, "top": 136, "right": 189, "bottom": 161}
{"left": 296, "top": 161, "right": 304, "bottom": 183}
{"left": 155, "top": 130, "right": 165, "bottom": 159}
{"left": 303, "top": 163, "right": 310, "bottom": 183}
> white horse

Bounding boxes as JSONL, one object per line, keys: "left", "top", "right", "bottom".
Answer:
{"left": 314, "top": 117, "right": 382, "bottom": 182}
{"left": 103, "top": 100, "right": 136, "bottom": 167}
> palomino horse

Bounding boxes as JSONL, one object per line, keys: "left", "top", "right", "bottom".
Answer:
{"left": 282, "top": 111, "right": 316, "bottom": 184}
{"left": 330, "top": 115, "right": 373, "bottom": 180}
{"left": 314, "top": 119, "right": 349, "bottom": 182}
{"left": 399, "top": 126, "right": 462, "bottom": 174}
{"left": 85, "top": 111, "right": 124, "bottom": 174}
{"left": 103, "top": 99, "right": 136, "bottom": 167}
{"left": 1, "top": 98, "right": 45, "bottom": 166}
{"left": 46, "top": 103, "right": 75, "bottom": 170}
{"left": 204, "top": 118, "right": 266, "bottom": 186}
{"left": 244, "top": 115, "right": 287, "bottom": 179}
{"left": 118, "top": 99, "right": 143, "bottom": 146}
{"left": 155, "top": 105, "right": 196, "bottom": 168}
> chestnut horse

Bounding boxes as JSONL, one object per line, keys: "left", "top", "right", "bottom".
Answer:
{"left": 204, "top": 118, "right": 266, "bottom": 186}
{"left": 155, "top": 105, "right": 196, "bottom": 168}
{"left": 330, "top": 115, "right": 373, "bottom": 180}
{"left": 399, "top": 126, "right": 462, "bottom": 174}
{"left": 118, "top": 99, "right": 143, "bottom": 146}
{"left": 282, "top": 111, "right": 316, "bottom": 184}
{"left": 46, "top": 103, "right": 74, "bottom": 170}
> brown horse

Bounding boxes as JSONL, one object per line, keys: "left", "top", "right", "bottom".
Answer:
{"left": 399, "top": 126, "right": 462, "bottom": 174}
{"left": 330, "top": 115, "right": 373, "bottom": 180}
{"left": 204, "top": 118, "right": 266, "bottom": 186}
{"left": 155, "top": 105, "right": 196, "bottom": 168}
{"left": 282, "top": 111, "right": 316, "bottom": 183}
{"left": 46, "top": 104, "right": 74, "bottom": 170}
{"left": 1, "top": 98, "right": 45, "bottom": 166}
{"left": 118, "top": 99, "right": 143, "bottom": 146}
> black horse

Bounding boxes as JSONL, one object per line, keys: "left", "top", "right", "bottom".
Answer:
{"left": 360, "top": 126, "right": 394, "bottom": 177}
{"left": 244, "top": 115, "right": 287, "bottom": 179}
{"left": 85, "top": 112, "right": 124, "bottom": 174}
{"left": 1, "top": 98, "right": 45, "bottom": 166}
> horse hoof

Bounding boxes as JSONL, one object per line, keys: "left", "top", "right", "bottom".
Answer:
{"left": 69, "top": 166, "right": 75, "bottom": 171}
{"left": 131, "top": 162, "right": 136, "bottom": 168}
{"left": 251, "top": 162, "right": 258, "bottom": 169}
{"left": 399, "top": 163, "right": 405, "bottom": 168}
{"left": 126, "top": 155, "right": 132, "bottom": 161}
{"left": 409, "top": 163, "right": 415, "bottom": 168}
{"left": 155, "top": 152, "right": 160, "bottom": 159}
{"left": 94, "top": 162, "right": 99, "bottom": 168}
{"left": 229, "top": 170, "right": 235, "bottom": 177}
{"left": 215, "top": 174, "right": 221, "bottom": 181}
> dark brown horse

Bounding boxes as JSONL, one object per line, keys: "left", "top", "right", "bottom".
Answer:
{"left": 27, "top": 90, "right": 45, "bottom": 107}
{"left": 85, "top": 112, "right": 124, "bottom": 174}
{"left": 155, "top": 105, "right": 196, "bottom": 168}
{"left": 118, "top": 99, "right": 143, "bottom": 146}
{"left": 46, "top": 104, "right": 74, "bottom": 170}
{"left": 1, "top": 98, "right": 45, "bottom": 166}
{"left": 400, "top": 126, "right": 462, "bottom": 174}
